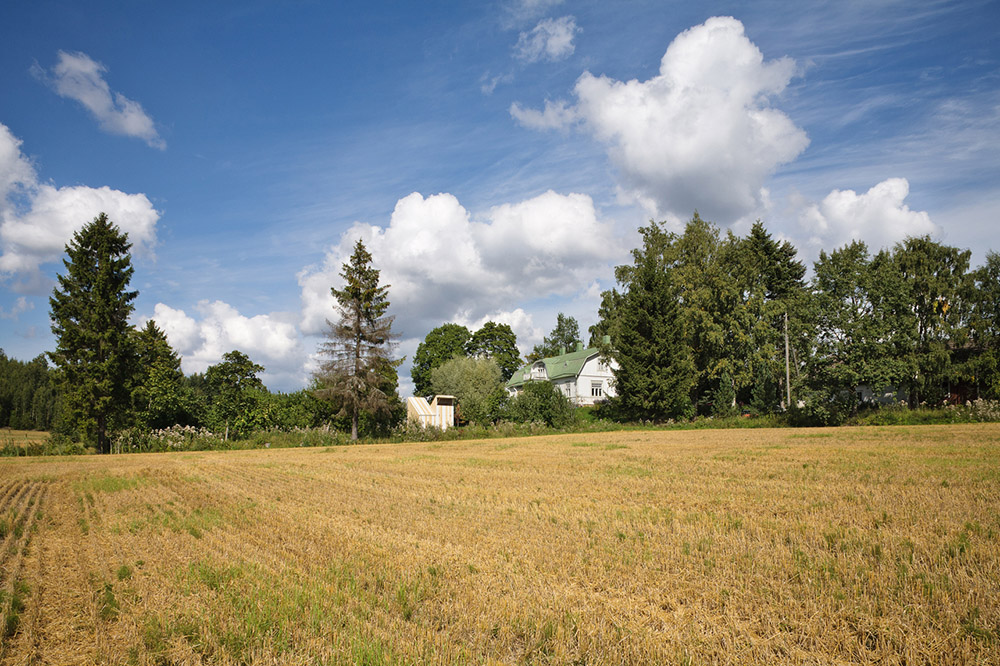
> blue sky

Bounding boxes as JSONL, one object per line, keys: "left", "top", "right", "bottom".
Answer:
{"left": 1, "top": 0, "right": 998, "bottom": 394}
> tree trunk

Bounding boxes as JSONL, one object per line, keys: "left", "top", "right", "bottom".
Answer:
{"left": 98, "top": 412, "right": 108, "bottom": 454}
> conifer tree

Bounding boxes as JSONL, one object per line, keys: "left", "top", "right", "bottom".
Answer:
{"left": 49, "top": 213, "right": 138, "bottom": 453}
{"left": 132, "top": 320, "right": 188, "bottom": 429}
{"left": 314, "top": 240, "right": 400, "bottom": 440}
{"left": 609, "top": 223, "right": 694, "bottom": 421}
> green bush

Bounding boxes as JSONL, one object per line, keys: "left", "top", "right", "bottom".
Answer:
{"left": 506, "top": 381, "right": 577, "bottom": 428}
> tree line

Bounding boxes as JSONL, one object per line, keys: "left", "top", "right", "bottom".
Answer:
{"left": 0, "top": 352, "right": 57, "bottom": 430}
{"left": 592, "top": 214, "right": 1000, "bottom": 425}
{"left": 34, "top": 215, "right": 407, "bottom": 453}
{"left": 13, "top": 211, "right": 1000, "bottom": 452}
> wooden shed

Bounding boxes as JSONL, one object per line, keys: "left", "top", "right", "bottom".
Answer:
{"left": 406, "top": 395, "right": 456, "bottom": 429}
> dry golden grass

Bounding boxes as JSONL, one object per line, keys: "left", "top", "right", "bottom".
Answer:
{"left": 0, "top": 424, "right": 998, "bottom": 665}
{"left": 0, "top": 430, "right": 49, "bottom": 449}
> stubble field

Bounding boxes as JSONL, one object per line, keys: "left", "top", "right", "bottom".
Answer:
{"left": 0, "top": 431, "right": 48, "bottom": 451}
{"left": 0, "top": 424, "right": 998, "bottom": 665}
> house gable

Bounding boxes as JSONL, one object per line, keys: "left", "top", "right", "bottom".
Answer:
{"left": 506, "top": 344, "right": 617, "bottom": 406}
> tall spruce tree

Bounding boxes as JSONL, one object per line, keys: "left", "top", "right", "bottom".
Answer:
{"left": 609, "top": 222, "right": 694, "bottom": 421}
{"left": 729, "top": 221, "right": 807, "bottom": 413}
{"left": 314, "top": 239, "right": 400, "bottom": 440}
{"left": 49, "top": 213, "right": 138, "bottom": 453}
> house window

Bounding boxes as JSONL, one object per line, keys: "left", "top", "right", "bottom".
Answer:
{"left": 591, "top": 381, "right": 603, "bottom": 397}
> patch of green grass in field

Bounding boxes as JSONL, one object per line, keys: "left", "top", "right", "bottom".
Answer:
{"left": 74, "top": 472, "right": 146, "bottom": 495}
{"left": 459, "top": 457, "right": 514, "bottom": 469}
{"left": 390, "top": 454, "right": 438, "bottom": 464}
{"left": 604, "top": 463, "right": 653, "bottom": 478}
{"left": 170, "top": 556, "right": 437, "bottom": 663}
{"left": 97, "top": 582, "right": 120, "bottom": 622}
{"left": 132, "top": 505, "right": 223, "bottom": 538}
{"left": 187, "top": 559, "right": 243, "bottom": 592}
{"left": 0, "top": 579, "right": 29, "bottom": 638}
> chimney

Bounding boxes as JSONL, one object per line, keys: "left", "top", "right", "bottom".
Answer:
{"left": 576, "top": 341, "right": 584, "bottom": 352}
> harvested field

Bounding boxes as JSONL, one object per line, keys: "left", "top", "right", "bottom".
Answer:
{"left": 0, "top": 424, "right": 998, "bottom": 664}
{"left": 0, "top": 431, "right": 48, "bottom": 450}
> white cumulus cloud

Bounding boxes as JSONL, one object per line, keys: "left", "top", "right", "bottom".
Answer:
{"left": 797, "top": 178, "right": 937, "bottom": 253}
{"left": 0, "top": 123, "right": 160, "bottom": 292}
{"left": 454, "top": 307, "right": 544, "bottom": 356}
{"left": 514, "top": 16, "right": 580, "bottom": 63}
{"left": 33, "top": 51, "right": 165, "bottom": 149}
{"left": 146, "top": 301, "right": 304, "bottom": 386}
{"left": 0, "top": 126, "right": 35, "bottom": 197}
{"left": 512, "top": 16, "right": 809, "bottom": 222}
{"left": 298, "top": 190, "right": 619, "bottom": 344}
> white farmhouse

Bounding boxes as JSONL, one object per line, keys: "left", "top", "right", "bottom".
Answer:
{"left": 505, "top": 343, "right": 617, "bottom": 406}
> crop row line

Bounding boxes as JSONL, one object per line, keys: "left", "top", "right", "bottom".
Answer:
{"left": 0, "top": 482, "right": 48, "bottom": 660}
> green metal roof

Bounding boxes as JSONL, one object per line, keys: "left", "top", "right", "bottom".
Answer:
{"left": 506, "top": 345, "right": 600, "bottom": 389}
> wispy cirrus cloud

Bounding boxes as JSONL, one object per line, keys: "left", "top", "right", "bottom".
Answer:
{"left": 32, "top": 50, "right": 165, "bottom": 149}
{"left": 501, "top": 0, "right": 564, "bottom": 28}
{"left": 0, "top": 296, "right": 32, "bottom": 321}
{"left": 514, "top": 16, "right": 580, "bottom": 63}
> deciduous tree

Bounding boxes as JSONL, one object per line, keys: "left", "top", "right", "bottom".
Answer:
{"left": 206, "top": 350, "right": 269, "bottom": 440}
{"left": 528, "top": 313, "right": 581, "bottom": 360}
{"left": 466, "top": 321, "right": 520, "bottom": 381}
{"left": 507, "top": 380, "right": 575, "bottom": 427}
{"left": 411, "top": 323, "right": 470, "bottom": 397}
{"left": 430, "top": 355, "right": 506, "bottom": 426}
{"left": 970, "top": 252, "right": 1000, "bottom": 398}
{"left": 893, "top": 236, "right": 972, "bottom": 404}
